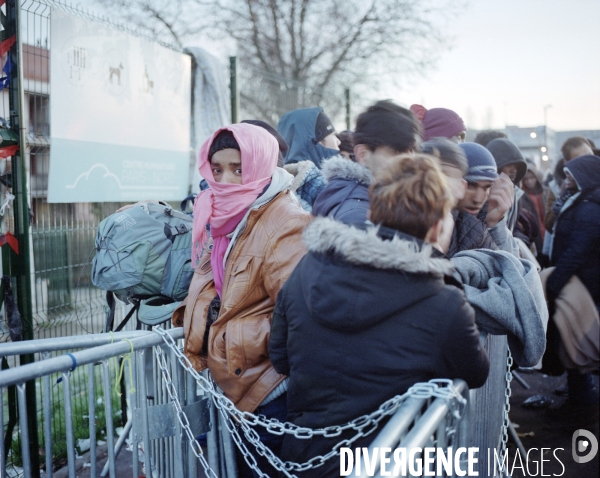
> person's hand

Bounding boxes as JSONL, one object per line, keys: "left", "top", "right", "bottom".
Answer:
{"left": 485, "top": 173, "right": 514, "bottom": 228}
{"left": 115, "top": 200, "right": 159, "bottom": 213}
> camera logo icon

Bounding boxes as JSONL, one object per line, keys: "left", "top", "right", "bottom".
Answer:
{"left": 572, "top": 429, "right": 598, "bottom": 464}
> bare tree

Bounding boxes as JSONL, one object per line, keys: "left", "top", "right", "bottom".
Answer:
{"left": 94, "top": 0, "right": 208, "bottom": 49}
{"left": 94, "top": 0, "right": 457, "bottom": 122}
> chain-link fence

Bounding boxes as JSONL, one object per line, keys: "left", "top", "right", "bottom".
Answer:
{"left": 0, "top": 1, "right": 188, "bottom": 475}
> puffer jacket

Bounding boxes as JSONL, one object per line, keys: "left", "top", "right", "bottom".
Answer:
{"left": 270, "top": 218, "right": 490, "bottom": 476}
{"left": 172, "top": 190, "right": 311, "bottom": 412}
{"left": 548, "top": 155, "right": 600, "bottom": 304}
{"left": 312, "top": 156, "right": 373, "bottom": 225}
{"left": 447, "top": 209, "right": 498, "bottom": 258}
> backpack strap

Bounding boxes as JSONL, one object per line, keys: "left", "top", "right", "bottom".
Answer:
{"left": 180, "top": 193, "right": 197, "bottom": 215}
{"left": 104, "top": 291, "right": 116, "bottom": 333}
{"left": 105, "top": 291, "right": 142, "bottom": 332}
{"left": 164, "top": 222, "right": 191, "bottom": 241}
{"left": 115, "top": 301, "right": 141, "bottom": 332}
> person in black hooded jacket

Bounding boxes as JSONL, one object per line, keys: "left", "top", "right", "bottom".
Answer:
{"left": 277, "top": 107, "right": 339, "bottom": 210}
{"left": 270, "top": 154, "right": 490, "bottom": 477}
{"left": 548, "top": 154, "right": 600, "bottom": 305}
{"left": 544, "top": 154, "right": 600, "bottom": 418}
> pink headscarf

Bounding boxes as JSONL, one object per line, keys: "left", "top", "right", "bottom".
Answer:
{"left": 192, "top": 123, "right": 279, "bottom": 296}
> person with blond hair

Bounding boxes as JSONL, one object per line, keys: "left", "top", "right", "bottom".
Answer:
{"left": 269, "top": 154, "right": 490, "bottom": 477}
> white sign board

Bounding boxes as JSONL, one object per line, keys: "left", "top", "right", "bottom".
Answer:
{"left": 48, "top": 9, "right": 191, "bottom": 203}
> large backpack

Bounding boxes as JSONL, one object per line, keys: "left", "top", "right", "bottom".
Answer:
{"left": 91, "top": 202, "right": 194, "bottom": 330}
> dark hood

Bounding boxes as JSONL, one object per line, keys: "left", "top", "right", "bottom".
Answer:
{"left": 486, "top": 138, "right": 527, "bottom": 184}
{"left": 277, "top": 107, "right": 339, "bottom": 168}
{"left": 564, "top": 154, "right": 600, "bottom": 193}
{"left": 524, "top": 160, "right": 544, "bottom": 194}
{"left": 298, "top": 218, "right": 454, "bottom": 332}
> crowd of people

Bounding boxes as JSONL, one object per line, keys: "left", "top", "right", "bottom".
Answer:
{"left": 169, "top": 100, "right": 599, "bottom": 477}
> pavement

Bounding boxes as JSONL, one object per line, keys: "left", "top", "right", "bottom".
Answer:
{"left": 506, "top": 369, "right": 599, "bottom": 478}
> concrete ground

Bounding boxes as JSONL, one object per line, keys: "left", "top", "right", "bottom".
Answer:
{"left": 52, "top": 443, "right": 133, "bottom": 478}
{"left": 506, "top": 369, "right": 599, "bottom": 478}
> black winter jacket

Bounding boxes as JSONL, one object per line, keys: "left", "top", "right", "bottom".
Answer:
{"left": 548, "top": 155, "right": 600, "bottom": 304}
{"left": 447, "top": 209, "right": 498, "bottom": 258}
{"left": 312, "top": 156, "right": 373, "bottom": 225}
{"left": 269, "top": 218, "right": 490, "bottom": 476}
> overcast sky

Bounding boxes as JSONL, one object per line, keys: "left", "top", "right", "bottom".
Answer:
{"left": 392, "top": 0, "right": 600, "bottom": 132}
{"left": 79, "top": 0, "right": 600, "bottom": 132}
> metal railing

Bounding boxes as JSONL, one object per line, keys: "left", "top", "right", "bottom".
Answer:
{"left": 1, "top": 1, "right": 183, "bottom": 472}
{"left": 0, "top": 328, "right": 219, "bottom": 478}
{"left": 355, "top": 379, "right": 470, "bottom": 478}
{"left": 470, "top": 334, "right": 510, "bottom": 476}
{"left": 1, "top": 328, "right": 477, "bottom": 478}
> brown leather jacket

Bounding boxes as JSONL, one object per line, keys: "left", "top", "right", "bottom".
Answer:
{"left": 173, "top": 190, "right": 311, "bottom": 412}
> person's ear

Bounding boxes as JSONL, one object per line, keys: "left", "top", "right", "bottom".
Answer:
{"left": 424, "top": 217, "right": 445, "bottom": 244}
{"left": 354, "top": 144, "right": 370, "bottom": 166}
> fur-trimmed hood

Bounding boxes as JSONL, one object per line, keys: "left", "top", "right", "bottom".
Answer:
{"left": 296, "top": 217, "right": 457, "bottom": 332}
{"left": 284, "top": 160, "right": 319, "bottom": 192}
{"left": 321, "top": 156, "right": 374, "bottom": 185}
{"left": 304, "top": 217, "right": 454, "bottom": 276}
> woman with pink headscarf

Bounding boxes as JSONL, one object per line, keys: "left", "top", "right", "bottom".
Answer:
{"left": 172, "top": 123, "right": 310, "bottom": 476}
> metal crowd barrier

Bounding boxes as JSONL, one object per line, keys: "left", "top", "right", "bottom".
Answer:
{"left": 1, "top": 330, "right": 484, "bottom": 478}
{"left": 0, "top": 329, "right": 230, "bottom": 478}
{"left": 470, "top": 334, "right": 510, "bottom": 477}
{"left": 356, "top": 379, "right": 470, "bottom": 478}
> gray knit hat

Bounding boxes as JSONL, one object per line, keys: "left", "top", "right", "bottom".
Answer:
{"left": 459, "top": 142, "right": 499, "bottom": 183}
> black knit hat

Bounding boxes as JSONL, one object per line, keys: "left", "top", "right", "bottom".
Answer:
{"left": 353, "top": 100, "right": 422, "bottom": 153}
{"left": 337, "top": 130, "right": 354, "bottom": 154}
{"left": 208, "top": 130, "right": 240, "bottom": 159}
{"left": 314, "top": 111, "right": 335, "bottom": 143}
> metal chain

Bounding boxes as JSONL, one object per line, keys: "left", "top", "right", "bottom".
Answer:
{"left": 500, "top": 347, "right": 513, "bottom": 473}
{"left": 152, "top": 326, "right": 468, "bottom": 477}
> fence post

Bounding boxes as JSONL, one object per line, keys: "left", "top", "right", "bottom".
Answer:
{"left": 6, "top": 1, "right": 40, "bottom": 476}
{"left": 345, "top": 87, "right": 351, "bottom": 130}
{"left": 230, "top": 56, "right": 239, "bottom": 124}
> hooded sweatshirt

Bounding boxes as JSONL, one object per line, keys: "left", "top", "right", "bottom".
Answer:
{"left": 548, "top": 154, "right": 600, "bottom": 303}
{"left": 486, "top": 138, "right": 527, "bottom": 232}
{"left": 277, "top": 107, "right": 335, "bottom": 209}
{"left": 277, "top": 107, "right": 339, "bottom": 168}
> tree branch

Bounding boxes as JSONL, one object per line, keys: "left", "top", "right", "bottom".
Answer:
{"left": 146, "top": 6, "right": 183, "bottom": 48}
